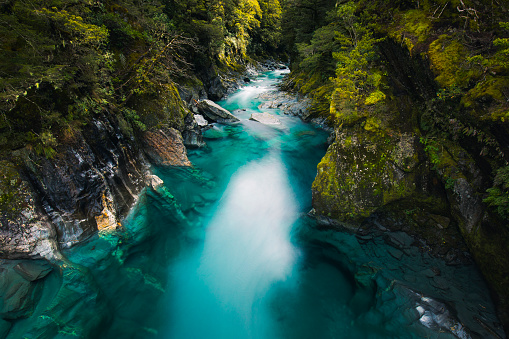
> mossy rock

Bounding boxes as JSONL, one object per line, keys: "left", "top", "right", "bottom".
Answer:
{"left": 128, "top": 84, "right": 187, "bottom": 131}
{"left": 462, "top": 75, "right": 509, "bottom": 121}
{"left": 312, "top": 127, "right": 424, "bottom": 224}
{"left": 463, "top": 215, "right": 509, "bottom": 328}
{"left": 426, "top": 138, "right": 509, "bottom": 326}
{"left": 428, "top": 34, "right": 469, "bottom": 88}
{"left": 389, "top": 9, "right": 432, "bottom": 55}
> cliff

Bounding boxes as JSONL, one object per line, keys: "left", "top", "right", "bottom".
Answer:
{"left": 309, "top": 28, "right": 509, "bottom": 332}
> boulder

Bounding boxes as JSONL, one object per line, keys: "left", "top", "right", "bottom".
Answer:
{"left": 194, "top": 114, "right": 208, "bottom": 127}
{"left": 312, "top": 129, "right": 422, "bottom": 224}
{"left": 196, "top": 99, "right": 239, "bottom": 123}
{"left": 208, "top": 77, "right": 227, "bottom": 101}
{"left": 249, "top": 112, "right": 282, "bottom": 125}
{"left": 182, "top": 113, "right": 205, "bottom": 149}
{"left": 142, "top": 128, "right": 192, "bottom": 167}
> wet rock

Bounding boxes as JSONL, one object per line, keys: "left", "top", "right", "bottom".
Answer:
{"left": 142, "top": 128, "right": 192, "bottom": 167}
{"left": 147, "top": 175, "right": 164, "bottom": 190}
{"left": 257, "top": 91, "right": 312, "bottom": 120}
{"left": 249, "top": 112, "right": 282, "bottom": 125}
{"left": 415, "top": 294, "right": 469, "bottom": 337}
{"left": 0, "top": 261, "right": 46, "bottom": 320}
{"left": 182, "top": 113, "right": 205, "bottom": 149}
{"left": 196, "top": 99, "right": 239, "bottom": 123}
{"left": 243, "top": 77, "right": 250, "bottom": 83}
{"left": 431, "top": 276, "right": 450, "bottom": 290}
{"left": 194, "top": 114, "right": 208, "bottom": 127}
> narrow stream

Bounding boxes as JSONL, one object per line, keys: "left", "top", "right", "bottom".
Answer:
{"left": 157, "top": 70, "right": 341, "bottom": 338}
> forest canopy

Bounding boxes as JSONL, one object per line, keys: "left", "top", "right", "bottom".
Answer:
{"left": 0, "top": 0, "right": 283, "bottom": 155}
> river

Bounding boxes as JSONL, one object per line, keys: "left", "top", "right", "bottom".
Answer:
{"left": 148, "top": 70, "right": 499, "bottom": 338}
{"left": 5, "top": 69, "right": 503, "bottom": 338}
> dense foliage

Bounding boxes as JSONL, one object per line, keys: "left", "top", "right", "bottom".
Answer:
{"left": 282, "top": 0, "right": 509, "bottom": 220}
{"left": 0, "top": 0, "right": 283, "bottom": 157}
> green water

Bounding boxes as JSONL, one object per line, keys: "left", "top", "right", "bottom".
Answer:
{"left": 5, "top": 70, "right": 503, "bottom": 339}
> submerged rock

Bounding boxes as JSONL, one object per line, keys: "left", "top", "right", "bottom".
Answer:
{"left": 13, "top": 261, "right": 52, "bottom": 282}
{"left": 196, "top": 99, "right": 239, "bottom": 123}
{"left": 258, "top": 91, "right": 312, "bottom": 120}
{"left": 0, "top": 260, "right": 52, "bottom": 320}
{"left": 249, "top": 112, "right": 282, "bottom": 125}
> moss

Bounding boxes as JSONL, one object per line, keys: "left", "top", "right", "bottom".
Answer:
{"left": 428, "top": 35, "right": 469, "bottom": 88}
{"left": 364, "top": 90, "right": 386, "bottom": 106}
{"left": 330, "top": 89, "right": 366, "bottom": 126}
{"left": 389, "top": 10, "right": 431, "bottom": 55}
{"left": 462, "top": 75, "right": 509, "bottom": 121}
{"left": 363, "top": 117, "right": 382, "bottom": 133}
{"left": 129, "top": 83, "right": 186, "bottom": 131}
{"left": 312, "top": 128, "right": 422, "bottom": 223}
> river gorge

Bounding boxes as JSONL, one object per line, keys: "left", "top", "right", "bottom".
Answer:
{"left": 0, "top": 69, "right": 505, "bottom": 338}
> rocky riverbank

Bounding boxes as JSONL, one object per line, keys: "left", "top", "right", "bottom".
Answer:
{"left": 0, "top": 60, "right": 285, "bottom": 337}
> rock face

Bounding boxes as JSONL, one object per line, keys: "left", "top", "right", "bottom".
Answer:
{"left": 249, "top": 112, "right": 281, "bottom": 125}
{"left": 182, "top": 114, "right": 206, "bottom": 149}
{"left": 196, "top": 99, "right": 240, "bottom": 123}
{"left": 0, "top": 61, "right": 263, "bottom": 261}
{"left": 310, "top": 39, "right": 509, "bottom": 331}
{"left": 312, "top": 129, "right": 429, "bottom": 224}
{"left": 0, "top": 113, "right": 149, "bottom": 260}
{"left": 0, "top": 161, "right": 60, "bottom": 261}
{"left": 143, "top": 128, "right": 192, "bottom": 167}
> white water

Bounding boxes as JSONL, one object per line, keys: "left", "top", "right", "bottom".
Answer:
{"left": 164, "top": 154, "right": 299, "bottom": 338}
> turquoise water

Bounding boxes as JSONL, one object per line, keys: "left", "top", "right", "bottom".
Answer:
{"left": 5, "top": 70, "right": 503, "bottom": 338}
